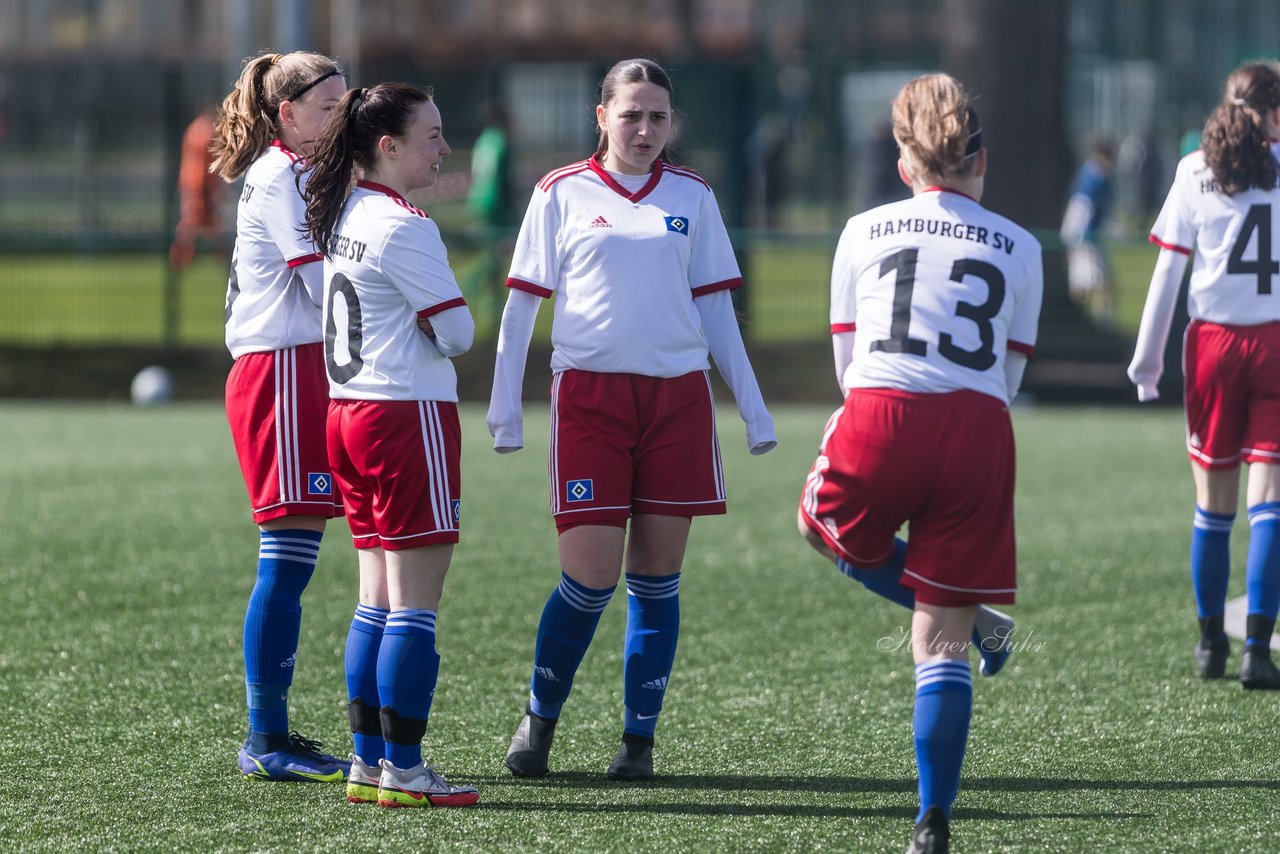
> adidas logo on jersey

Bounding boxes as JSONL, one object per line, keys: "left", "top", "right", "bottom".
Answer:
{"left": 534, "top": 666, "right": 559, "bottom": 682}
{"left": 641, "top": 676, "right": 668, "bottom": 691}
{"left": 589, "top": 215, "right": 612, "bottom": 228}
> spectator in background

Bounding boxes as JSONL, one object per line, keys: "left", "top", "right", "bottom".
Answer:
{"left": 169, "top": 106, "right": 224, "bottom": 269}
{"left": 209, "top": 50, "right": 349, "bottom": 783}
{"left": 1061, "top": 135, "right": 1117, "bottom": 326}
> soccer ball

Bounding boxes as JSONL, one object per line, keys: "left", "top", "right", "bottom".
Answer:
{"left": 130, "top": 365, "right": 175, "bottom": 406}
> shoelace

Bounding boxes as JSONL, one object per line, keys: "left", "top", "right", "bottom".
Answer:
{"left": 287, "top": 731, "right": 331, "bottom": 760}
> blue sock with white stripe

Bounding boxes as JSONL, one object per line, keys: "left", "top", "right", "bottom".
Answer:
{"left": 623, "top": 573, "right": 681, "bottom": 738}
{"left": 1191, "top": 508, "right": 1234, "bottom": 640}
{"left": 243, "top": 529, "right": 321, "bottom": 738}
{"left": 836, "top": 538, "right": 914, "bottom": 609}
{"left": 377, "top": 608, "right": 439, "bottom": 769}
{"left": 529, "top": 573, "right": 615, "bottom": 719}
{"left": 913, "top": 659, "right": 973, "bottom": 822}
{"left": 1246, "top": 502, "right": 1280, "bottom": 649}
{"left": 345, "top": 603, "right": 388, "bottom": 763}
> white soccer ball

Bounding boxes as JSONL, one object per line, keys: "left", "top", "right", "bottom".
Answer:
{"left": 131, "top": 365, "right": 175, "bottom": 406}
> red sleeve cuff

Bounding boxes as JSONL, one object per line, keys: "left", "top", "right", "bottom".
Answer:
{"left": 416, "top": 297, "right": 468, "bottom": 319}
{"left": 831, "top": 322, "right": 857, "bottom": 334}
{"left": 1008, "top": 340, "right": 1035, "bottom": 357}
{"left": 690, "top": 276, "right": 743, "bottom": 298}
{"left": 1148, "top": 234, "right": 1192, "bottom": 255}
{"left": 287, "top": 252, "right": 323, "bottom": 268}
{"left": 506, "top": 277, "right": 553, "bottom": 298}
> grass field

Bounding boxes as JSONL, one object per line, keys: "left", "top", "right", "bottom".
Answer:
{"left": 0, "top": 237, "right": 1162, "bottom": 348}
{"left": 3, "top": 403, "right": 1277, "bottom": 852}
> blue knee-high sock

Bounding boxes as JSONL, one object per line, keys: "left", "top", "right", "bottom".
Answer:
{"left": 1191, "top": 508, "right": 1234, "bottom": 627}
{"left": 529, "top": 573, "right": 615, "bottom": 719}
{"left": 622, "top": 573, "right": 681, "bottom": 739}
{"left": 244, "top": 529, "right": 321, "bottom": 738}
{"left": 377, "top": 609, "right": 439, "bottom": 769}
{"left": 836, "top": 538, "right": 914, "bottom": 609}
{"left": 346, "top": 603, "right": 388, "bottom": 763}
{"left": 913, "top": 659, "right": 973, "bottom": 822}
{"left": 1246, "top": 502, "right": 1280, "bottom": 649}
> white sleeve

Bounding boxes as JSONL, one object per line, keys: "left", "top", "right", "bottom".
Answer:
{"left": 293, "top": 258, "right": 324, "bottom": 307}
{"left": 1128, "top": 248, "right": 1189, "bottom": 401}
{"left": 1004, "top": 351, "right": 1028, "bottom": 402}
{"left": 486, "top": 288, "right": 542, "bottom": 452}
{"left": 426, "top": 305, "right": 474, "bottom": 358}
{"left": 832, "top": 331, "right": 855, "bottom": 394}
{"left": 695, "top": 289, "right": 776, "bottom": 454}
{"left": 381, "top": 219, "right": 467, "bottom": 313}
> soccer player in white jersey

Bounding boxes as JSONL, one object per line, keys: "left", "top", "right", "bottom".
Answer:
{"left": 209, "top": 50, "right": 349, "bottom": 784}
{"left": 488, "top": 58, "right": 776, "bottom": 781}
{"left": 302, "top": 82, "right": 478, "bottom": 808}
{"left": 796, "top": 74, "right": 1043, "bottom": 854}
{"left": 1129, "top": 60, "right": 1280, "bottom": 691}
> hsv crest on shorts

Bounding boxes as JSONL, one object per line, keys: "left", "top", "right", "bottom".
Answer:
{"left": 451, "top": 498, "right": 461, "bottom": 523}
{"left": 565, "top": 479, "right": 594, "bottom": 502}
{"left": 308, "top": 472, "right": 332, "bottom": 495}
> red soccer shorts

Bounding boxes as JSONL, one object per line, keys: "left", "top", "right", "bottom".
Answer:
{"left": 1183, "top": 319, "right": 1280, "bottom": 470}
{"left": 549, "top": 369, "right": 726, "bottom": 531}
{"left": 226, "top": 343, "right": 343, "bottom": 524}
{"left": 327, "top": 399, "right": 462, "bottom": 550}
{"left": 799, "top": 388, "right": 1017, "bottom": 606}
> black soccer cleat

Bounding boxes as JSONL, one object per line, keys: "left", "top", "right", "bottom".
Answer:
{"left": 906, "top": 806, "right": 950, "bottom": 854}
{"left": 606, "top": 733, "right": 654, "bottom": 780}
{"left": 1239, "top": 648, "right": 1280, "bottom": 690}
{"left": 504, "top": 707, "right": 558, "bottom": 777}
{"left": 1194, "top": 636, "right": 1230, "bottom": 679}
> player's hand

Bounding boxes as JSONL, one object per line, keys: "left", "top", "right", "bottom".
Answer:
{"left": 418, "top": 317, "right": 436, "bottom": 338}
{"left": 1136, "top": 383, "right": 1159, "bottom": 402}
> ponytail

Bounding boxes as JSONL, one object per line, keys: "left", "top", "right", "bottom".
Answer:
{"left": 1202, "top": 61, "right": 1280, "bottom": 195}
{"left": 302, "top": 87, "right": 367, "bottom": 254}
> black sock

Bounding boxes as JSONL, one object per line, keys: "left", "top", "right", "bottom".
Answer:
{"left": 1246, "top": 614, "right": 1275, "bottom": 653}
{"left": 1199, "top": 614, "right": 1225, "bottom": 644}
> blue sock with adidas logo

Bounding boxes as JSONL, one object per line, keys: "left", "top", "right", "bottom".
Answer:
{"left": 622, "top": 573, "right": 681, "bottom": 738}
{"left": 345, "top": 603, "right": 388, "bottom": 763}
{"left": 244, "top": 529, "right": 321, "bottom": 738}
{"left": 1192, "top": 507, "right": 1234, "bottom": 641}
{"left": 913, "top": 658, "right": 972, "bottom": 821}
{"left": 529, "top": 573, "right": 615, "bottom": 719}
{"left": 1246, "top": 502, "right": 1280, "bottom": 649}
{"left": 377, "top": 609, "right": 439, "bottom": 769}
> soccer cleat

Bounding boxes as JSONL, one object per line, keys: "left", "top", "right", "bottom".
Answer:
{"left": 376, "top": 759, "right": 479, "bottom": 808}
{"left": 973, "top": 605, "right": 1014, "bottom": 677}
{"left": 238, "top": 731, "right": 350, "bottom": 782}
{"left": 906, "top": 806, "right": 950, "bottom": 854}
{"left": 1194, "top": 636, "right": 1230, "bottom": 679}
{"left": 606, "top": 733, "right": 654, "bottom": 780}
{"left": 1239, "top": 648, "right": 1280, "bottom": 690}
{"left": 345, "top": 755, "right": 381, "bottom": 804}
{"left": 504, "top": 707, "right": 558, "bottom": 777}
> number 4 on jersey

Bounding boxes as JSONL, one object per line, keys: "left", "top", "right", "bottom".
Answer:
{"left": 1227, "top": 204, "right": 1279, "bottom": 294}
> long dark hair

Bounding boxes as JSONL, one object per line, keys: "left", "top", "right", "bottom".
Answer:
{"left": 594, "top": 58, "right": 680, "bottom": 165}
{"left": 1202, "top": 61, "right": 1280, "bottom": 195}
{"left": 301, "top": 83, "right": 433, "bottom": 254}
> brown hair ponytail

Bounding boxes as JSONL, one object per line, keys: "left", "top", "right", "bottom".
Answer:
{"left": 1202, "top": 61, "right": 1280, "bottom": 196}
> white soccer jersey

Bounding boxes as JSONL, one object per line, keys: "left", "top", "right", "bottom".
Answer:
{"left": 1149, "top": 143, "right": 1280, "bottom": 324}
{"left": 506, "top": 157, "right": 742, "bottom": 377}
{"left": 831, "top": 188, "right": 1043, "bottom": 405}
{"left": 322, "top": 180, "right": 468, "bottom": 401}
{"left": 225, "top": 141, "right": 325, "bottom": 358}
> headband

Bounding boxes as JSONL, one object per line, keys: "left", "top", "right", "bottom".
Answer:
{"left": 964, "top": 107, "right": 983, "bottom": 157}
{"left": 287, "top": 69, "right": 341, "bottom": 102}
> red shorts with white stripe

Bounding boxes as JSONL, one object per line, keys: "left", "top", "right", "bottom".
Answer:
{"left": 799, "top": 388, "right": 1017, "bottom": 606}
{"left": 225, "top": 343, "right": 343, "bottom": 524}
{"left": 549, "top": 369, "right": 726, "bottom": 531}
{"left": 327, "top": 399, "right": 461, "bottom": 550}
{"left": 1183, "top": 320, "right": 1280, "bottom": 470}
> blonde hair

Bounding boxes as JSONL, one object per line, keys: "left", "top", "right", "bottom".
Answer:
{"left": 210, "top": 51, "right": 341, "bottom": 182}
{"left": 891, "top": 73, "right": 981, "bottom": 182}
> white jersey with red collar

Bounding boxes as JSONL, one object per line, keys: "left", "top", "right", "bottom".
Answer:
{"left": 322, "top": 180, "right": 468, "bottom": 401}
{"left": 506, "top": 156, "right": 742, "bottom": 377}
{"left": 1149, "top": 143, "right": 1280, "bottom": 324}
{"left": 225, "top": 140, "right": 325, "bottom": 358}
{"left": 831, "top": 188, "right": 1043, "bottom": 405}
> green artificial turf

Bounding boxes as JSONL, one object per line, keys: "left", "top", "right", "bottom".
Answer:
{"left": 1, "top": 403, "right": 1276, "bottom": 852}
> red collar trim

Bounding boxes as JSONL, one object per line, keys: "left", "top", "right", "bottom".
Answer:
{"left": 919, "top": 185, "right": 977, "bottom": 202}
{"left": 271, "top": 139, "right": 301, "bottom": 161}
{"left": 356, "top": 179, "right": 428, "bottom": 217}
{"left": 589, "top": 154, "right": 663, "bottom": 203}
